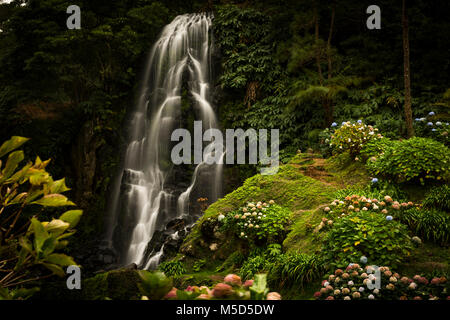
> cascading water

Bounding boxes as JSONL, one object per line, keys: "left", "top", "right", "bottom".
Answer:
{"left": 105, "top": 13, "right": 222, "bottom": 269}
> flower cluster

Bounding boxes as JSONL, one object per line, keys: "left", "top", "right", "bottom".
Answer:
{"left": 328, "top": 121, "right": 383, "bottom": 157}
{"left": 414, "top": 111, "right": 449, "bottom": 146}
{"left": 323, "top": 194, "right": 415, "bottom": 219}
{"left": 161, "top": 274, "right": 281, "bottom": 300}
{"left": 314, "top": 265, "right": 449, "bottom": 300}
{"left": 221, "top": 200, "right": 290, "bottom": 244}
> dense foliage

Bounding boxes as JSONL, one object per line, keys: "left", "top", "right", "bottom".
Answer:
{"left": 0, "top": 136, "right": 82, "bottom": 299}
{"left": 220, "top": 201, "right": 291, "bottom": 245}
{"left": 322, "top": 210, "right": 413, "bottom": 269}
{"left": 367, "top": 137, "right": 450, "bottom": 184}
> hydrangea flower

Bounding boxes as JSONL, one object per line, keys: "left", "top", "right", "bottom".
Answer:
{"left": 428, "top": 111, "right": 435, "bottom": 116}
{"left": 427, "top": 122, "right": 433, "bottom": 126}
{"left": 436, "top": 121, "right": 442, "bottom": 126}
{"left": 371, "top": 178, "right": 378, "bottom": 183}
{"left": 360, "top": 256, "right": 368, "bottom": 264}
{"left": 218, "top": 214, "right": 225, "bottom": 221}
{"left": 386, "top": 215, "right": 393, "bottom": 221}
{"left": 432, "top": 128, "right": 437, "bottom": 132}
{"left": 357, "top": 120, "right": 362, "bottom": 124}
{"left": 331, "top": 122, "right": 337, "bottom": 127}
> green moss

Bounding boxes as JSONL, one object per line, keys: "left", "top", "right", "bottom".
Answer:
{"left": 82, "top": 269, "right": 141, "bottom": 300}
{"left": 325, "top": 153, "right": 369, "bottom": 187}
{"left": 282, "top": 209, "right": 326, "bottom": 254}
{"left": 181, "top": 163, "right": 336, "bottom": 265}
{"left": 202, "top": 164, "right": 335, "bottom": 219}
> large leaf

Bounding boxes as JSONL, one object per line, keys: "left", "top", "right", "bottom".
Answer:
{"left": 31, "top": 194, "right": 75, "bottom": 207}
{"left": 0, "top": 150, "right": 24, "bottom": 182}
{"left": 30, "top": 218, "right": 49, "bottom": 253}
{"left": 43, "top": 219, "right": 70, "bottom": 235}
{"left": 0, "top": 136, "right": 29, "bottom": 158}
{"left": 249, "top": 274, "right": 269, "bottom": 300}
{"left": 41, "top": 263, "right": 65, "bottom": 277}
{"left": 45, "top": 253, "right": 76, "bottom": 267}
{"left": 27, "top": 168, "right": 50, "bottom": 186}
{"left": 41, "top": 236, "right": 58, "bottom": 257}
{"left": 59, "top": 210, "right": 83, "bottom": 228}
{"left": 49, "top": 178, "right": 70, "bottom": 194}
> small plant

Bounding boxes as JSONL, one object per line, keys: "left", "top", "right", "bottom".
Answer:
{"left": 158, "top": 260, "right": 186, "bottom": 277}
{"left": 398, "top": 207, "right": 449, "bottom": 245}
{"left": 423, "top": 185, "right": 450, "bottom": 212}
{"left": 269, "top": 253, "right": 324, "bottom": 289}
{"left": 192, "top": 259, "right": 206, "bottom": 272}
{"left": 323, "top": 210, "right": 413, "bottom": 269}
{"left": 221, "top": 200, "right": 291, "bottom": 245}
{"left": 239, "top": 254, "right": 269, "bottom": 280}
{"left": 367, "top": 137, "right": 450, "bottom": 184}
{"left": 138, "top": 271, "right": 173, "bottom": 300}
{"left": 328, "top": 121, "right": 383, "bottom": 157}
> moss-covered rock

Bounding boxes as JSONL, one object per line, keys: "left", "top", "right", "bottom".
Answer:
{"left": 82, "top": 269, "right": 141, "bottom": 300}
{"left": 180, "top": 161, "right": 337, "bottom": 264}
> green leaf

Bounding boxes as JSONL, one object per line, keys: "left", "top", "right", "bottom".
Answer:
{"left": 44, "top": 219, "right": 70, "bottom": 235}
{"left": 30, "top": 218, "right": 49, "bottom": 253}
{"left": 49, "top": 178, "right": 70, "bottom": 194}
{"left": 59, "top": 210, "right": 83, "bottom": 228}
{"left": 41, "top": 263, "right": 65, "bottom": 277}
{"left": 0, "top": 136, "right": 29, "bottom": 158}
{"left": 19, "top": 236, "right": 33, "bottom": 253}
{"left": 1, "top": 150, "right": 24, "bottom": 182}
{"left": 31, "top": 194, "right": 75, "bottom": 207}
{"left": 249, "top": 274, "right": 269, "bottom": 300}
{"left": 45, "top": 253, "right": 76, "bottom": 267}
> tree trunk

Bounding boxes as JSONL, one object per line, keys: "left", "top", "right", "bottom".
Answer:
{"left": 324, "top": 1, "right": 336, "bottom": 126}
{"left": 314, "top": 6, "right": 324, "bottom": 86}
{"left": 402, "top": 0, "right": 415, "bottom": 138}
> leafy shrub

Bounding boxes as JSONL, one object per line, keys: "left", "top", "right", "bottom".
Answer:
{"left": 413, "top": 112, "right": 449, "bottom": 147}
{"left": 221, "top": 201, "right": 291, "bottom": 245}
{"left": 398, "top": 208, "right": 449, "bottom": 245}
{"left": 0, "top": 137, "right": 82, "bottom": 295}
{"left": 314, "top": 265, "right": 449, "bottom": 300}
{"left": 423, "top": 185, "right": 450, "bottom": 211}
{"left": 138, "top": 271, "right": 173, "bottom": 300}
{"left": 158, "top": 261, "right": 186, "bottom": 277}
{"left": 359, "top": 137, "right": 397, "bottom": 161}
{"left": 328, "top": 121, "right": 383, "bottom": 157}
{"left": 323, "top": 211, "right": 413, "bottom": 269}
{"left": 367, "top": 137, "right": 450, "bottom": 184}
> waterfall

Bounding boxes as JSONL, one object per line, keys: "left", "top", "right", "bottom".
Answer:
{"left": 105, "top": 13, "right": 222, "bottom": 268}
